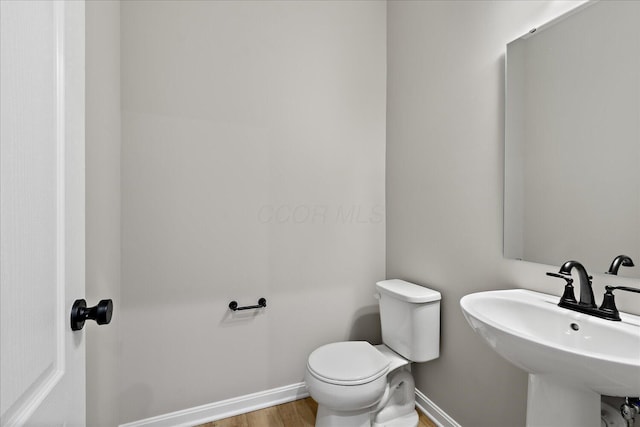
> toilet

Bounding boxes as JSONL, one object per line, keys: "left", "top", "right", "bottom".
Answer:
{"left": 305, "top": 279, "right": 441, "bottom": 427}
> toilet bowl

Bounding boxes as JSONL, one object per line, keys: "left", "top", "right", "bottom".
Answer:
{"left": 306, "top": 341, "right": 418, "bottom": 427}
{"left": 306, "top": 341, "right": 390, "bottom": 412}
{"left": 305, "top": 280, "right": 441, "bottom": 427}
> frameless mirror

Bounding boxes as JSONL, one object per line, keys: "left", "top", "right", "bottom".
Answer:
{"left": 504, "top": 1, "right": 640, "bottom": 278}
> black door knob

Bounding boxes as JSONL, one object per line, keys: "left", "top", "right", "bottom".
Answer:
{"left": 70, "top": 299, "right": 113, "bottom": 331}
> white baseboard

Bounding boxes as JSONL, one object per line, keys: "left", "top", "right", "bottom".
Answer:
{"left": 118, "top": 382, "right": 460, "bottom": 427}
{"left": 118, "top": 382, "right": 309, "bottom": 427}
{"left": 415, "top": 388, "right": 461, "bottom": 427}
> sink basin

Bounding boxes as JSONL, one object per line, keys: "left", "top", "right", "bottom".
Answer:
{"left": 460, "top": 289, "right": 640, "bottom": 395}
{"left": 460, "top": 289, "right": 640, "bottom": 427}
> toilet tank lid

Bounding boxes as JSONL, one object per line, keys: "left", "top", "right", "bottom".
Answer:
{"left": 376, "top": 279, "right": 441, "bottom": 303}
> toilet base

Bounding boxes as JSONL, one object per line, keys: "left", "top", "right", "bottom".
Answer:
{"left": 316, "top": 405, "right": 371, "bottom": 427}
{"left": 312, "top": 366, "right": 419, "bottom": 427}
{"left": 372, "top": 410, "right": 418, "bottom": 427}
{"left": 315, "top": 405, "right": 419, "bottom": 427}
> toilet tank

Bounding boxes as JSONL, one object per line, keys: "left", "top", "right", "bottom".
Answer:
{"left": 375, "top": 279, "right": 441, "bottom": 363}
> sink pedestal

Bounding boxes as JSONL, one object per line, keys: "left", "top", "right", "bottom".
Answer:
{"left": 526, "top": 374, "right": 600, "bottom": 427}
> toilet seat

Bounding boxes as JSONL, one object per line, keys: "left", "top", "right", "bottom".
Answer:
{"left": 307, "top": 341, "right": 390, "bottom": 386}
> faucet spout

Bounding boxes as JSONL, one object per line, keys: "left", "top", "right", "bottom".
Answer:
{"left": 559, "top": 260, "right": 596, "bottom": 308}
{"left": 607, "top": 255, "right": 635, "bottom": 275}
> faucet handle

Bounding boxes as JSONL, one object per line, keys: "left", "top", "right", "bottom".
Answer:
{"left": 546, "top": 272, "right": 573, "bottom": 283}
{"left": 598, "top": 287, "right": 621, "bottom": 321}
{"left": 599, "top": 286, "right": 640, "bottom": 322}
{"left": 606, "top": 285, "right": 640, "bottom": 294}
{"left": 546, "top": 272, "right": 577, "bottom": 304}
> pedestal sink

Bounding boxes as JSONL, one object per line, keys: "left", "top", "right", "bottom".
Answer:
{"left": 460, "top": 289, "right": 640, "bottom": 427}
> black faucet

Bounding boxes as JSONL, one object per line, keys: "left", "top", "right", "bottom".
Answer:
{"left": 558, "top": 260, "right": 596, "bottom": 307}
{"left": 547, "top": 260, "right": 640, "bottom": 321}
{"left": 607, "top": 255, "right": 635, "bottom": 275}
{"left": 547, "top": 260, "right": 602, "bottom": 316}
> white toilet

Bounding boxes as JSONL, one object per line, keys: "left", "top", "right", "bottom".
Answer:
{"left": 305, "top": 279, "right": 441, "bottom": 427}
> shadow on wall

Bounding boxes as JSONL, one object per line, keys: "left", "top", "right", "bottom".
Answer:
{"left": 349, "top": 305, "right": 381, "bottom": 344}
{"left": 219, "top": 305, "right": 266, "bottom": 327}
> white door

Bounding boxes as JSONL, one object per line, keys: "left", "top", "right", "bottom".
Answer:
{"left": 1, "top": 1, "right": 86, "bottom": 425}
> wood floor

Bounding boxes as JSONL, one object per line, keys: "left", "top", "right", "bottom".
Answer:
{"left": 197, "top": 397, "right": 437, "bottom": 427}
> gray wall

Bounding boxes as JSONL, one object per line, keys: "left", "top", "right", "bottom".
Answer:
{"left": 387, "top": 1, "right": 640, "bottom": 426}
{"left": 86, "top": 1, "right": 121, "bottom": 426}
{"left": 84, "top": 1, "right": 640, "bottom": 425}
{"left": 119, "top": 1, "right": 386, "bottom": 423}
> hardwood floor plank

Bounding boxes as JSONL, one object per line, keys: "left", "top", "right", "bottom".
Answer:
{"left": 303, "top": 397, "right": 318, "bottom": 415}
{"left": 289, "top": 399, "right": 316, "bottom": 426}
{"left": 245, "top": 405, "right": 284, "bottom": 427}
{"left": 276, "top": 398, "right": 314, "bottom": 427}
{"left": 418, "top": 412, "right": 438, "bottom": 427}
{"left": 201, "top": 413, "right": 248, "bottom": 427}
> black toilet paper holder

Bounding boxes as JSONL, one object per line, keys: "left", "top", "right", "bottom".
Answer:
{"left": 228, "top": 298, "right": 267, "bottom": 311}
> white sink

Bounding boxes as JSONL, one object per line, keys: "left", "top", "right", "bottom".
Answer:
{"left": 460, "top": 289, "right": 640, "bottom": 427}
